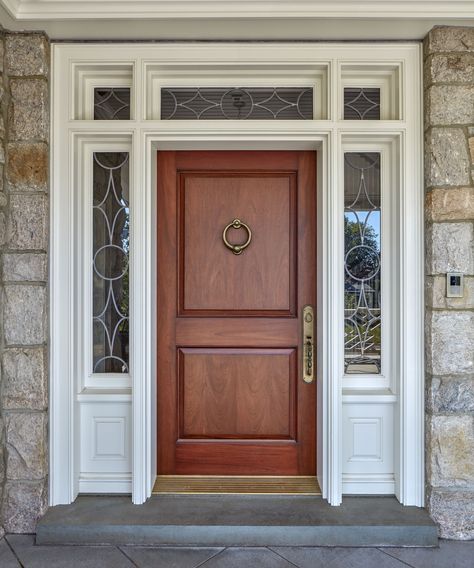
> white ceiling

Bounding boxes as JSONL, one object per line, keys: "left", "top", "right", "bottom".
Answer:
{"left": 0, "top": 1, "right": 473, "bottom": 40}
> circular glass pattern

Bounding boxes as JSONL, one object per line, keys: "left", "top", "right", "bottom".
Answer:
{"left": 221, "top": 89, "right": 253, "bottom": 119}
{"left": 345, "top": 244, "right": 380, "bottom": 282}
{"left": 93, "top": 244, "right": 129, "bottom": 281}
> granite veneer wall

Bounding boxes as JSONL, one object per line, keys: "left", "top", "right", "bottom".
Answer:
{"left": 424, "top": 26, "right": 474, "bottom": 540}
{"left": 0, "top": 31, "right": 49, "bottom": 535}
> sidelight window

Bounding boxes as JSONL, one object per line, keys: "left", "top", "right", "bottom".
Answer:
{"left": 92, "top": 152, "right": 130, "bottom": 374}
{"left": 344, "top": 152, "right": 381, "bottom": 375}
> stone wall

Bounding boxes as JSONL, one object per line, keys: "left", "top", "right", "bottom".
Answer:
{"left": 0, "top": 31, "right": 49, "bottom": 535}
{"left": 424, "top": 26, "right": 474, "bottom": 540}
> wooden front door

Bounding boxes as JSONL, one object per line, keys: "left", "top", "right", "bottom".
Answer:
{"left": 157, "top": 151, "right": 316, "bottom": 475}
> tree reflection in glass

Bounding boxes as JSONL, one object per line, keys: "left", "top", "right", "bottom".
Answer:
{"left": 344, "top": 152, "right": 381, "bottom": 374}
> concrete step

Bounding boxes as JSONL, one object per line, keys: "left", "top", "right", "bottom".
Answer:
{"left": 36, "top": 495, "right": 438, "bottom": 547}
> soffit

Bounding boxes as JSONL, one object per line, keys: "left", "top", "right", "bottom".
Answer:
{"left": 0, "top": 1, "right": 473, "bottom": 40}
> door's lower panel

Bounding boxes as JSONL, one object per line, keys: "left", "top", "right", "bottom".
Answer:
{"left": 153, "top": 475, "right": 321, "bottom": 495}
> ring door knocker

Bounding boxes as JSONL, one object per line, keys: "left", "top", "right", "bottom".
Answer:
{"left": 222, "top": 218, "right": 252, "bottom": 255}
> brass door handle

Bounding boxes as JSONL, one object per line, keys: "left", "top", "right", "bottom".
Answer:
{"left": 222, "top": 219, "right": 252, "bottom": 255}
{"left": 303, "top": 305, "right": 315, "bottom": 383}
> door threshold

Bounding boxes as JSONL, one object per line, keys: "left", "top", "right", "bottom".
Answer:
{"left": 153, "top": 475, "right": 321, "bottom": 495}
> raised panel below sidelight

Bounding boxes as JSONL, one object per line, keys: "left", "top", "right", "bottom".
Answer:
{"left": 80, "top": 402, "right": 132, "bottom": 474}
{"left": 342, "top": 401, "right": 395, "bottom": 494}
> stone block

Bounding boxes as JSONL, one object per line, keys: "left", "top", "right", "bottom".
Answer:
{"left": 0, "top": 191, "right": 7, "bottom": 208}
{"left": 427, "top": 376, "right": 474, "bottom": 414}
{"left": 424, "top": 26, "right": 474, "bottom": 56}
{"left": 0, "top": 210, "right": 6, "bottom": 246}
{"left": 425, "top": 53, "right": 474, "bottom": 86}
{"left": 470, "top": 136, "right": 474, "bottom": 163}
{"left": 3, "top": 252, "right": 47, "bottom": 282}
{"left": 8, "top": 194, "right": 48, "bottom": 250}
{"left": 5, "top": 412, "right": 47, "bottom": 480}
{"left": 0, "top": 417, "right": 4, "bottom": 484}
{"left": 425, "top": 187, "right": 474, "bottom": 222}
{"left": 8, "top": 78, "right": 49, "bottom": 142}
{"left": 2, "top": 348, "right": 47, "bottom": 410}
{"left": 5, "top": 34, "right": 49, "bottom": 77}
{"left": 426, "top": 311, "right": 474, "bottom": 375}
{"left": 3, "top": 285, "right": 47, "bottom": 345}
{"left": 428, "top": 488, "right": 474, "bottom": 540}
{"left": 426, "top": 276, "right": 474, "bottom": 309}
{"left": 6, "top": 142, "right": 48, "bottom": 192}
{"left": 425, "top": 222, "right": 474, "bottom": 275}
{"left": 2, "top": 480, "right": 47, "bottom": 533}
{"left": 426, "top": 85, "right": 474, "bottom": 125}
{"left": 428, "top": 415, "right": 474, "bottom": 487}
{"left": 425, "top": 128, "right": 470, "bottom": 188}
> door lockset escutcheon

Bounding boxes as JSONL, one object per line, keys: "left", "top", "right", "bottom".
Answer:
{"left": 303, "top": 305, "right": 315, "bottom": 383}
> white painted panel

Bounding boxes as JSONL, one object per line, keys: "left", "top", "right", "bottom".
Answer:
{"left": 342, "top": 401, "right": 394, "bottom": 493}
{"left": 80, "top": 402, "right": 132, "bottom": 483}
{"left": 350, "top": 419, "right": 382, "bottom": 462}
{"left": 95, "top": 418, "right": 126, "bottom": 458}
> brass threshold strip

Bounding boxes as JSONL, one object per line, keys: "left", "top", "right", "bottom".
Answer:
{"left": 153, "top": 475, "right": 321, "bottom": 495}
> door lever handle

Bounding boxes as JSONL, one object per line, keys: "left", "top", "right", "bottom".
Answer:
{"left": 303, "top": 305, "right": 315, "bottom": 383}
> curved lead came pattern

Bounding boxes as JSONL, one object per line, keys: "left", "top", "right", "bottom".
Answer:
{"left": 160, "top": 87, "right": 313, "bottom": 120}
{"left": 344, "top": 88, "right": 381, "bottom": 120}
{"left": 94, "top": 88, "right": 131, "bottom": 120}
{"left": 92, "top": 152, "right": 130, "bottom": 374}
{"left": 344, "top": 152, "right": 381, "bottom": 375}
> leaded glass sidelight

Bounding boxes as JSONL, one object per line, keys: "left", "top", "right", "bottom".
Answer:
{"left": 94, "top": 88, "right": 131, "bottom": 120}
{"left": 161, "top": 87, "right": 313, "bottom": 120}
{"left": 344, "top": 152, "right": 381, "bottom": 374}
{"left": 93, "top": 152, "right": 130, "bottom": 373}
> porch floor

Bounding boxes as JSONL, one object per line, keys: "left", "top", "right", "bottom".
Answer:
{"left": 36, "top": 495, "right": 438, "bottom": 547}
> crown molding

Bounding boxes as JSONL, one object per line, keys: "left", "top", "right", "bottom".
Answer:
{"left": 2, "top": 0, "right": 474, "bottom": 21}
{"left": 1, "top": 0, "right": 19, "bottom": 18}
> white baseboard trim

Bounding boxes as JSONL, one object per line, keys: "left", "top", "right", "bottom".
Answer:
{"left": 342, "top": 473, "right": 395, "bottom": 495}
{"left": 79, "top": 473, "right": 132, "bottom": 494}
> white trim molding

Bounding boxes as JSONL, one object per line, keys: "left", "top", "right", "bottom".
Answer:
{"left": 1, "top": 1, "right": 473, "bottom": 42}
{"left": 4, "top": 1, "right": 474, "bottom": 20}
{"left": 51, "top": 42, "right": 423, "bottom": 507}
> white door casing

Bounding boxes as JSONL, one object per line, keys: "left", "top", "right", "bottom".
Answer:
{"left": 50, "top": 43, "right": 423, "bottom": 506}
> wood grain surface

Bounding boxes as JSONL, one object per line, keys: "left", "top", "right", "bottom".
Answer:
{"left": 157, "top": 151, "right": 316, "bottom": 475}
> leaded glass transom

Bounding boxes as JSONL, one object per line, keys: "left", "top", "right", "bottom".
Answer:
{"left": 161, "top": 87, "right": 313, "bottom": 120}
{"left": 344, "top": 152, "right": 381, "bottom": 374}
{"left": 93, "top": 152, "right": 130, "bottom": 373}
{"left": 94, "top": 88, "right": 131, "bottom": 120}
{"left": 344, "top": 88, "right": 380, "bottom": 120}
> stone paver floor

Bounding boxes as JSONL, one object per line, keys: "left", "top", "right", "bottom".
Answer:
{"left": 0, "top": 536, "right": 473, "bottom": 568}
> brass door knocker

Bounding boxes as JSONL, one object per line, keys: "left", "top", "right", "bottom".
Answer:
{"left": 222, "top": 218, "right": 252, "bottom": 255}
